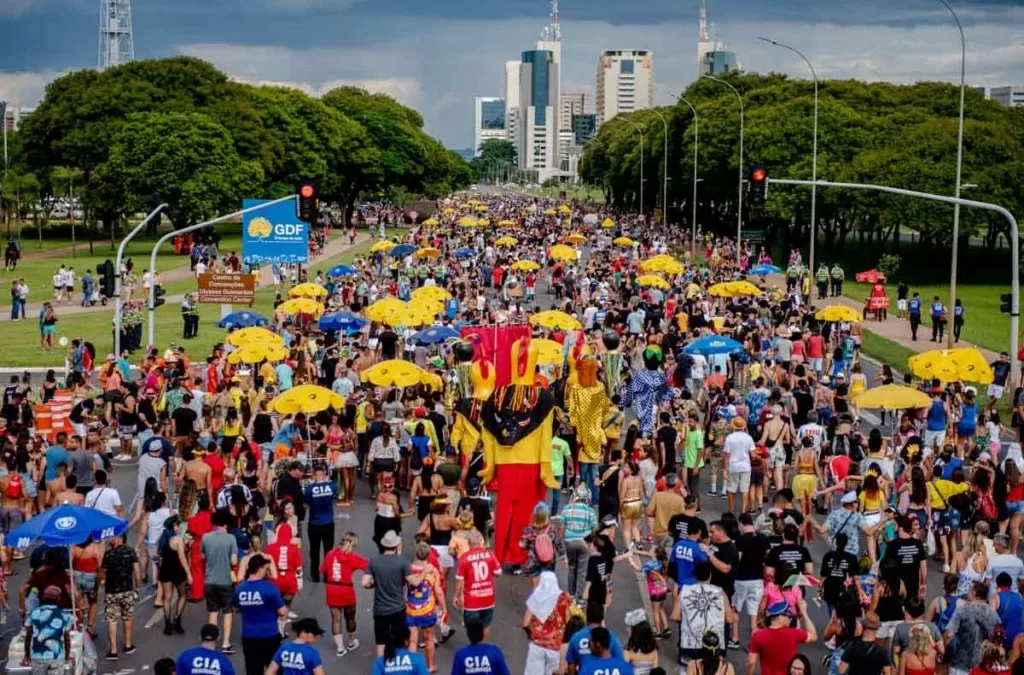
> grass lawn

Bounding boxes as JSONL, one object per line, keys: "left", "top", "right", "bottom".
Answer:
{"left": 526, "top": 185, "right": 606, "bottom": 203}
{"left": 0, "top": 236, "right": 379, "bottom": 368}
{"left": 846, "top": 281, "right": 1012, "bottom": 355}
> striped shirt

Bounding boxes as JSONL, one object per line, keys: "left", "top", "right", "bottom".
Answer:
{"left": 559, "top": 502, "right": 598, "bottom": 541}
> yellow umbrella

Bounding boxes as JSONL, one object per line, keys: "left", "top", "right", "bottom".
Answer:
{"left": 558, "top": 204, "right": 572, "bottom": 214}
{"left": 288, "top": 282, "right": 328, "bottom": 298}
{"left": 459, "top": 216, "right": 479, "bottom": 227}
{"left": 476, "top": 219, "right": 490, "bottom": 227}
{"left": 475, "top": 205, "right": 489, "bottom": 212}
{"left": 548, "top": 244, "right": 577, "bottom": 262}
{"left": 270, "top": 384, "right": 345, "bottom": 414}
{"left": 416, "top": 247, "right": 442, "bottom": 259}
{"left": 529, "top": 310, "right": 582, "bottom": 330}
{"left": 227, "top": 342, "right": 290, "bottom": 364}
{"left": 908, "top": 348, "right": 994, "bottom": 384}
{"left": 725, "top": 281, "right": 763, "bottom": 297}
{"left": 511, "top": 260, "right": 541, "bottom": 272}
{"left": 442, "top": 208, "right": 456, "bottom": 215}
{"left": 226, "top": 327, "right": 284, "bottom": 347}
{"left": 498, "top": 219, "right": 516, "bottom": 227}
{"left": 370, "top": 240, "right": 396, "bottom": 253}
{"left": 613, "top": 236, "right": 635, "bottom": 247}
{"left": 640, "top": 255, "right": 684, "bottom": 275}
{"left": 601, "top": 218, "right": 615, "bottom": 229}
{"left": 467, "top": 199, "right": 481, "bottom": 206}
{"left": 364, "top": 298, "right": 408, "bottom": 323}
{"left": 565, "top": 233, "right": 588, "bottom": 245}
{"left": 422, "top": 218, "right": 439, "bottom": 226}
{"left": 276, "top": 298, "right": 325, "bottom": 316}
{"left": 381, "top": 305, "right": 436, "bottom": 327}
{"left": 495, "top": 236, "right": 518, "bottom": 247}
{"left": 411, "top": 286, "right": 452, "bottom": 302}
{"left": 360, "top": 360, "right": 430, "bottom": 388}
{"left": 815, "top": 305, "right": 862, "bottom": 322}
{"left": 854, "top": 384, "right": 933, "bottom": 410}
{"left": 421, "top": 371, "right": 444, "bottom": 392}
{"left": 532, "top": 338, "right": 565, "bottom": 365}
{"left": 636, "top": 274, "right": 671, "bottom": 290}
{"left": 544, "top": 209, "right": 557, "bottom": 216}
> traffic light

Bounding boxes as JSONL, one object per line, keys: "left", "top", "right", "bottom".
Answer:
{"left": 749, "top": 166, "right": 768, "bottom": 205}
{"left": 297, "top": 181, "right": 318, "bottom": 223}
{"left": 98, "top": 260, "right": 116, "bottom": 298}
{"left": 153, "top": 284, "right": 166, "bottom": 308}
{"left": 1001, "top": 293, "right": 1012, "bottom": 314}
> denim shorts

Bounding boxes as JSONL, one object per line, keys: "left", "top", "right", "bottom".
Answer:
{"left": 1008, "top": 501, "right": 1024, "bottom": 515}
{"left": 463, "top": 608, "right": 494, "bottom": 627}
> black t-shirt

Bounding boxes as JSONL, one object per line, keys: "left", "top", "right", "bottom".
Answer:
{"left": 841, "top": 638, "right": 892, "bottom": 675}
{"left": 69, "top": 399, "right": 95, "bottom": 424}
{"left": 709, "top": 539, "right": 738, "bottom": 596}
{"left": 765, "top": 542, "right": 813, "bottom": 574}
{"left": 586, "top": 553, "right": 610, "bottom": 606}
{"left": 820, "top": 550, "right": 859, "bottom": 605}
{"left": 378, "top": 330, "right": 399, "bottom": 359}
{"left": 764, "top": 509, "right": 805, "bottom": 546}
{"left": 668, "top": 514, "right": 700, "bottom": 542}
{"left": 735, "top": 532, "right": 772, "bottom": 581}
{"left": 882, "top": 536, "right": 926, "bottom": 596}
{"left": 426, "top": 412, "right": 447, "bottom": 449}
{"left": 171, "top": 406, "right": 198, "bottom": 436}
{"left": 656, "top": 426, "right": 678, "bottom": 466}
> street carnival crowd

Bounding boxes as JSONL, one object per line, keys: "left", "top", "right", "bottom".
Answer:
{"left": 2, "top": 193, "right": 1024, "bottom": 675}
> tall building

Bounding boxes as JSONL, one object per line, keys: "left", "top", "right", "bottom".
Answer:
{"left": 571, "top": 113, "right": 597, "bottom": 145}
{"left": 98, "top": 0, "right": 134, "bottom": 70}
{"left": 701, "top": 50, "right": 737, "bottom": 76}
{"left": 474, "top": 97, "right": 507, "bottom": 155}
{"left": 559, "top": 92, "right": 586, "bottom": 134}
{"left": 596, "top": 50, "right": 655, "bottom": 127}
{"left": 519, "top": 49, "right": 559, "bottom": 180}
{"left": 1, "top": 104, "right": 33, "bottom": 132}
{"left": 991, "top": 86, "right": 1024, "bottom": 107}
{"left": 696, "top": 0, "right": 713, "bottom": 76}
{"left": 504, "top": 61, "right": 522, "bottom": 149}
{"left": 696, "top": 1, "right": 739, "bottom": 77}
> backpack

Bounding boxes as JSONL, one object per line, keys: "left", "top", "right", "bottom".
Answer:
{"left": 978, "top": 491, "right": 999, "bottom": 521}
{"left": 534, "top": 527, "right": 555, "bottom": 565}
{"left": 5, "top": 473, "right": 21, "bottom": 499}
{"left": 936, "top": 594, "right": 958, "bottom": 634}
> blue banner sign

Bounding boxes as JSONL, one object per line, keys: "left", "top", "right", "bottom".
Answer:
{"left": 242, "top": 198, "right": 309, "bottom": 265}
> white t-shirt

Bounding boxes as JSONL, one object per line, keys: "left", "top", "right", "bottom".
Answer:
{"left": 690, "top": 354, "right": 707, "bottom": 380}
{"left": 85, "top": 486, "right": 122, "bottom": 517}
{"left": 797, "top": 423, "right": 826, "bottom": 452}
{"left": 724, "top": 431, "right": 755, "bottom": 472}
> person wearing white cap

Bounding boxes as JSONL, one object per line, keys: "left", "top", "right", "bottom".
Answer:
{"left": 808, "top": 491, "right": 885, "bottom": 559}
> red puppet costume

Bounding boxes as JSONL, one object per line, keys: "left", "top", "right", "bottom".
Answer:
{"left": 265, "top": 524, "right": 302, "bottom": 598}
{"left": 478, "top": 338, "right": 559, "bottom": 566}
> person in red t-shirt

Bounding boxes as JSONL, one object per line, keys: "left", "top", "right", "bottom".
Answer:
{"left": 203, "top": 443, "right": 226, "bottom": 495}
{"left": 747, "top": 599, "right": 817, "bottom": 675}
{"left": 265, "top": 523, "right": 302, "bottom": 633}
{"left": 321, "top": 532, "right": 368, "bottom": 657}
{"left": 453, "top": 531, "right": 502, "bottom": 640}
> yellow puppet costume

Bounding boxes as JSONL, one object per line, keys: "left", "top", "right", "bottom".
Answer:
{"left": 569, "top": 356, "right": 610, "bottom": 465}
{"left": 478, "top": 338, "right": 559, "bottom": 565}
{"left": 450, "top": 358, "right": 495, "bottom": 460}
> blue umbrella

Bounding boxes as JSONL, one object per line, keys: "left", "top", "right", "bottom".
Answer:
{"left": 412, "top": 325, "right": 460, "bottom": 345}
{"left": 453, "top": 248, "right": 476, "bottom": 259}
{"left": 389, "top": 243, "right": 417, "bottom": 258}
{"left": 748, "top": 264, "right": 782, "bottom": 276}
{"left": 319, "top": 311, "right": 367, "bottom": 332}
{"left": 10, "top": 504, "right": 128, "bottom": 549}
{"left": 327, "top": 264, "right": 357, "bottom": 278}
{"left": 217, "top": 311, "right": 269, "bottom": 329}
{"left": 683, "top": 335, "right": 744, "bottom": 356}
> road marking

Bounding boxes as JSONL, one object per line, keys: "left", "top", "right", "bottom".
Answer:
{"left": 861, "top": 411, "right": 881, "bottom": 426}
{"left": 143, "top": 610, "right": 163, "bottom": 629}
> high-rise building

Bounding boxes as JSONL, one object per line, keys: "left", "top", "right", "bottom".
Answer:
{"left": 504, "top": 61, "right": 522, "bottom": 149}
{"left": 695, "top": 1, "right": 740, "bottom": 77}
{"left": 519, "top": 49, "right": 560, "bottom": 180}
{"left": 474, "top": 97, "right": 507, "bottom": 156}
{"left": 1, "top": 104, "right": 34, "bottom": 132}
{"left": 572, "top": 113, "right": 597, "bottom": 145}
{"left": 701, "top": 50, "right": 737, "bottom": 76}
{"left": 559, "top": 92, "right": 586, "bottom": 132}
{"left": 991, "top": 86, "right": 1024, "bottom": 107}
{"left": 596, "top": 50, "right": 655, "bottom": 127}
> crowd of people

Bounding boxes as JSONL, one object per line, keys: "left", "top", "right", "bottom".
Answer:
{"left": 2, "top": 194, "right": 1024, "bottom": 675}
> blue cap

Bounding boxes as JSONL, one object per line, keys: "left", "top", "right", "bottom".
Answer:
{"left": 765, "top": 601, "right": 790, "bottom": 618}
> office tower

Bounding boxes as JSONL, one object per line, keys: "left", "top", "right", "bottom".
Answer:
{"left": 596, "top": 50, "right": 655, "bottom": 127}
{"left": 474, "top": 97, "right": 507, "bottom": 155}
{"left": 519, "top": 49, "right": 559, "bottom": 181}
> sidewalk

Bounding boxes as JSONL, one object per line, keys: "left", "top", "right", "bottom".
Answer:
{"left": 3, "top": 231, "right": 370, "bottom": 322}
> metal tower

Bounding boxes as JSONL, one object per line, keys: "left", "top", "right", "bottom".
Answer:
{"left": 540, "top": 0, "right": 561, "bottom": 42}
{"left": 98, "top": 0, "right": 134, "bottom": 70}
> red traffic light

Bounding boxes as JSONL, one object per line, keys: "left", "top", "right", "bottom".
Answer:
{"left": 751, "top": 168, "right": 766, "bottom": 182}
{"left": 299, "top": 184, "right": 315, "bottom": 198}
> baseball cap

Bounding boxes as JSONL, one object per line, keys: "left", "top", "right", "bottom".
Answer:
{"left": 841, "top": 491, "right": 858, "bottom": 505}
{"left": 200, "top": 623, "right": 219, "bottom": 641}
{"left": 765, "top": 601, "right": 790, "bottom": 618}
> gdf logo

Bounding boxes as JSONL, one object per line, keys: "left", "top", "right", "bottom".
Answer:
{"left": 273, "top": 223, "right": 305, "bottom": 236}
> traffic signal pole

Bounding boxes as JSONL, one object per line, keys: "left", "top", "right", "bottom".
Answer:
{"left": 114, "top": 203, "right": 168, "bottom": 356}
{"left": 769, "top": 177, "right": 1021, "bottom": 389}
{"left": 146, "top": 195, "right": 296, "bottom": 347}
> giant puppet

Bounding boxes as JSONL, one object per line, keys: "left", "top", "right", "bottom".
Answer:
{"left": 449, "top": 339, "right": 495, "bottom": 465}
{"left": 478, "top": 337, "right": 559, "bottom": 565}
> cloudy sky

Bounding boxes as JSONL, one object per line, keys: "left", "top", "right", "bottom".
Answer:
{"left": 2, "top": 0, "right": 1023, "bottom": 149}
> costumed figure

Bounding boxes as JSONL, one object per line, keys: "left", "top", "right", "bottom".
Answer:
{"left": 450, "top": 340, "right": 494, "bottom": 486}
{"left": 599, "top": 330, "right": 624, "bottom": 397}
{"left": 621, "top": 345, "right": 673, "bottom": 437}
{"left": 479, "top": 338, "right": 559, "bottom": 566}
{"left": 568, "top": 354, "right": 610, "bottom": 503}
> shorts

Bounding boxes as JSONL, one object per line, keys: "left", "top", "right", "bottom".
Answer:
{"left": 336, "top": 451, "right": 359, "bottom": 469}
{"left": 726, "top": 471, "right": 751, "bottom": 494}
{"left": 792, "top": 474, "right": 817, "bottom": 502}
{"left": 897, "top": 299, "right": 908, "bottom": 311}
{"left": 988, "top": 384, "right": 1006, "bottom": 400}
{"left": 878, "top": 620, "right": 900, "bottom": 640}
{"left": 42, "top": 325, "right": 56, "bottom": 336}
{"left": 650, "top": 593, "right": 667, "bottom": 604}
{"left": 75, "top": 571, "right": 97, "bottom": 593}
{"left": 104, "top": 590, "right": 135, "bottom": 622}
{"left": 118, "top": 425, "right": 136, "bottom": 440}
{"left": 463, "top": 608, "right": 494, "bottom": 627}
{"left": 733, "top": 579, "right": 764, "bottom": 616}
{"left": 1008, "top": 501, "right": 1024, "bottom": 515}
{"left": 406, "top": 612, "right": 437, "bottom": 629}
{"left": 21, "top": 473, "right": 37, "bottom": 499}
{"left": 30, "top": 660, "right": 64, "bottom": 675}
{"left": 678, "top": 648, "right": 702, "bottom": 666}
{"left": 923, "top": 429, "right": 946, "bottom": 450}
{"left": 204, "top": 584, "right": 234, "bottom": 613}
{"left": 932, "top": 509, "right": 952, "bottom": 536}
{"left": 768, "top": 445, "right": 787, "bottom": 470}
{"left": 0, "top": 506, "right": 23, "bottom": 534}
{"left": 808, "top": 358, "right": 823, "bottom": 373}
{"left": 374, "top": 611, "right": 407, "bottom": 646}
{"left": 620, "top": 499, "right": 643, "bottom": 520}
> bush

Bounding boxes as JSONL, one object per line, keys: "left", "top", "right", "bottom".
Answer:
{"left": 877, "top": 253, "right": 901, "bottom": 278}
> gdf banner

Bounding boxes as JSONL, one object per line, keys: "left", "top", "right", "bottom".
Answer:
{"left": 241, "top": 198, "right": 309, "bottom": 265}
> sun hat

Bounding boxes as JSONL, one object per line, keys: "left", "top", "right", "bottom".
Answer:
{"left": 380, "top": 530, "right": 401, "bottom": 549}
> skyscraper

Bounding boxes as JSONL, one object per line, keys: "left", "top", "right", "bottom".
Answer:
{"left": 696, "top": 0, "right": 738, "bottom": 77}
{"left": 474, "top": 97, "right": 507, "bottom": 155}
{"left": 504, "top": 61, "right": 522, "bottom": 148}
{"left": 596, "top": 50, "right": 655, "bottom": 127}
{"left": 519, "top": 50, "right": 559, "bottom": 180}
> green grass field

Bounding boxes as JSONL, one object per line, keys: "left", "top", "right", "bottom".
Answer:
{"left": 0, "top": 236, "right": 378, "bottom": 368}
{"left": 847, "top": 281, "right": 1011, "bottom": 355}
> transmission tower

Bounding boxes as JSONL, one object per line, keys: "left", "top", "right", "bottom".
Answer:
{"left": 98, "top": 0, "right": 134, "bottom": 70}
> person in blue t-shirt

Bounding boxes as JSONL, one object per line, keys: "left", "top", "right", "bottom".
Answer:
{"left": 451, "top": 618, "right": 510, "bottom": 675}
{"left": 930, "top": 295, "right": 946, "bottom": 342}
{"left": 371, "top": 624, "right": 430, "bottom": 675}
{"left": 908, "top": 292, "right": 923, "bottom": 341}
{"left": 234, "top": 557, "right": 288, "bottom": 675}
{"left": 566, "top": 603, "right": 625, "bottom": 674}
{"left": 44, "top": 435, "right": 69, "bottom": 484}
{"left": 176, "top": 624, "right": 236, "bottom": 675}
{"left": 266, "top": 618, "right": 326, "bottom": 675}
{"left": 304, "top": 465, "right": 337, "bottom": 582}
{"left": 576, "top": 626, "right": 634, "bottom": 675}
{"left": 669, "top": 524, "right": 708, "bottom": 587}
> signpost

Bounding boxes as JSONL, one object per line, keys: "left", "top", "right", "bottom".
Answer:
{"left": 196, "top": 273, "right": 255, "bottom": 305}
{"left": 242, "top": 198, "right": 310, "bottom": 265}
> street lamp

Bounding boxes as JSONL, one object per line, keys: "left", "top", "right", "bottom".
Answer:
{"left": 651, "top": 109, "right": 669, "bottom": 229}
{"left": 671, "top": 93, "right": 700, "bottom": 257}
{"left": 624, "top": 119, "right": 645, "bottom": 215}
{"left": 703, "top": 75, "right": 744, "bottom": 266}
{"left": 759, "top": 37, "right": 819, "bottom": 275}
{"left": 938, "top": 0, "right": 967, "bottom": 349}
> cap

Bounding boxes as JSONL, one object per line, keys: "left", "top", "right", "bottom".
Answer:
{"left": 624, "top": 608, "right": 648, "bottom": 628}
{"left": 841, "top": 491, "right": 858, "bottom": 505}
{"left": 200, "top": 623, "right": 220, "bottom": 641}
{"left": 380, "top": 530, "right": 401, "bottom": 549}
{"left": 573, "top": 483, "right": 591, "bottom": 502}
{"left": 291, "top": 618, "right": 325, "bottom": 636}
{"left": 765, "top": 601, "right": 790, "bottom": 618}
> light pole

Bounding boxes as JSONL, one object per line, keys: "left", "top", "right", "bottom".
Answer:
{"left": 625, "top": 120, "right": 645, "bottom": 215}
{"left": 651, "top": 109, "right": 669, "bottom": 229}
{"left": 759, "top": 37, "right": 818, "bottom": 275}
{"left": 703, "top": 75, "right": 744, "bottom": 266}
{"left": 938, "top": 0, "right": 967, "bottom": 348}
{"left": 672, "top": 93, "right": 700, "bottom": 257}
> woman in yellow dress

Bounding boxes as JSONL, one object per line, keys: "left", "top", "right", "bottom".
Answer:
{"left": 848, "top": 363, "right": 868, "bottom": 424}
{"left": 791, "top": 437, "right": 820, "bottom": 521}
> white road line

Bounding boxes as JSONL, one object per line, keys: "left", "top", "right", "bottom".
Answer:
{"left": 860, "top": 411, "right": 881, "bottom": 426}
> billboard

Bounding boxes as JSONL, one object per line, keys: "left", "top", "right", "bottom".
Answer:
{"left": 197, "top": 273, "right": 255, "bottom": 304}
{"left": 242, "top": 198, "right": 309, "bottom": 265}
